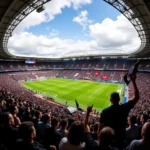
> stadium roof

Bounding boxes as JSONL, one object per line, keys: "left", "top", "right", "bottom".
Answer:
{"left": 104, "top": 0, "right": 150, "bottom": 58}
{"left": 0, "top": 0, "right": 51, "bottom": 59}
{"left": 0, "top": 0, "right": 150, "bottom": 59}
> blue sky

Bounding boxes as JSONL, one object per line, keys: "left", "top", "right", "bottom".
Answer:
{"left": 26, "top": 0, "right": 120, "bottom": 40}
{"left": 8, "top": 0, "right": 140, "bottom": 58}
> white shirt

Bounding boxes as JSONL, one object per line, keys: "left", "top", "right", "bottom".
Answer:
{"left": 59, "top": 137, "right": 85, "bottom": 150}
{"left": 57, "top": 128, "right": 68, "bottom": 138}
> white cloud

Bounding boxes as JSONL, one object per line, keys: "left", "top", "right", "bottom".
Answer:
{"left": 49, "top": 29, "right": 59, "bottom": 37}
{"left": 14, "top": 0, "right": 92, "bottom": 33}
{"left": 8, "top": 32, "right": 98, "bottom": 57}
{"left": 89, "top": 15, "right": 141, "bottom": 52}
{"left": 14, "top": 11, "right": 49, "bottom": 33}
{"left": 73, "top": 10, "right": 93, "bottom": 30}
{"left": 70, "top": 0, "right": 92, "bottom": 9}
{"left": 8, "top": 15, "right": 141, "bottom": 58}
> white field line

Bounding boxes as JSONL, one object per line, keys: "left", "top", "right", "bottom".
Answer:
{"left": 25, "top": 79, "right": 122, "bottom": 111}
{"left": 117, "top": 89, "right": 122, "bottom": 95}
{"left": 89, "top": 88, "right": 101, "bottom": 98}
{"left": 56, "top": 98, "right": 88, "bottom": 109}
{"left": 106, "top": 90, "right": 111, "bottom": 96}
{"left": 54, "top": 95, "right": 103, "bottom": 111}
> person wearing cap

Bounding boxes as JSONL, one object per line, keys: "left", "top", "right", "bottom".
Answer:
{"left": 99, "top": 75, "right": 139, "bottom": 150}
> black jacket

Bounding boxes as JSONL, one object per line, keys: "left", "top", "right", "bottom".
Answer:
{"left": 15, "top": 139, "right": 46, "bottom": 150}
{"left": 0, "top": 125, "right": 19, "bottom": 150}
{"left": 44, "top": 127, "right": 62, "bottom": 150}
{"left": 85, "top": 132, "right": 118, "bottom": 150}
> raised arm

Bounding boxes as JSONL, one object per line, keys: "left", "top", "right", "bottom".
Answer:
{"left": 84, "top": 106, "right": 99, "bottom": 150}
{"left": 130, "top": 74, "right": 139, "bottom": 104}
{"left": 84, "top": 105, "right": 93, "bottom": 132}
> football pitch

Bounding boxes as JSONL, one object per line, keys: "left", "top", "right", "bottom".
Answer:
{"left": 22, "top": 78, "right": 124, "bottom": 111}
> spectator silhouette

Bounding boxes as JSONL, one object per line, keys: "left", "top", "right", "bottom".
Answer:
{"left": 38, "top": 113, "right": 51, "bottom": 141}
{"left": 58, "top": 119, "right": 68, "bottom": 138}
{"left": 10, "top": 105, "right": 21, "bottom": 127}
{"left": 92, "top": 122, "right": 99, "bottom": 141}
{"left": 125, "top": 116, "right": 139, "bottom": 146}
{"left": 99, "top": 75, "right": 139, "bottom": 150}
{"left": 127, "top": 122, "right": 150, "bottom": 150}
{"left": 59, "top": 121, "right": 85, "bottom": 150}
{"left": 0, "top": 112, "right": 19, "bottom": 150}
{"left": 44, "top": 118, "right": 62, "bottom": 150}
{"left": 16, "top": 121, "right": 56, "bottom": 150}
{"left": 84, "top": 106, "right": 118, "bottom": 150}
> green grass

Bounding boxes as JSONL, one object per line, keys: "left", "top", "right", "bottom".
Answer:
{"left": 22, "top": 78, "right": 124, "bottom": 111}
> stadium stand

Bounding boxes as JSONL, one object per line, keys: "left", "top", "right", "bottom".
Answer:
{"left": 0, "top": 59, "right": 149, "bottom": 150}
{"left": 1, "top": 0, "right": 150, "bottom": 149}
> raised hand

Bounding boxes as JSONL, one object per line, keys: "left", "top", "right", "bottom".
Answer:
{"left": 49, "top": 145, "right": 56, "bottom": 150}
{"left": 84, "top": 105, "right": 93, "bottom": 132}
{"left": 87, "top": 105, "right": 93, "bottom": 114}
{"left": 129, "top": 74, "right": 136, "bottom": 82}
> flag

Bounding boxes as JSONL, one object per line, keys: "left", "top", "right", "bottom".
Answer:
{"left": 124, "top": 60, "right": 140, "bottom": 85}
{"left": 75, "top": 99, "right": 79, "bottom": 109}
{"left": 75, "top": 99, "right": 83, "bottom": 111}
{"left": 101, "top": 75, "right": 109, "bottom": 80}
{"left": 74, "top": 73, "right": 80, "bottom": 77}
{"left": 93, "top": 72, "right": 100, "bottom": 76}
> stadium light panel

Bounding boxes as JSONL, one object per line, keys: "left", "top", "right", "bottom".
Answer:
{"left": 36, "top": 6, "right": 45, "bottom": 13}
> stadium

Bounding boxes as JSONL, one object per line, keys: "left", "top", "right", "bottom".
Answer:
{"left": 0, "top": 0, "right": 150, "bottom": 150}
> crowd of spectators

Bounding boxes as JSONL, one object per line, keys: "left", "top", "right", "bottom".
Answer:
{"left": 9, "top": 70, "right": 124, "bottom": 82}
{"left": 0, "top": 59, "right": 150, "bottom": 71}
{"left": 128, "top": 73, "right": 150, "bottom": 116}
{"left": 8, "top": 70, "right": 150, "bottom": 117}
{"left": 0, "top": 73, "right": 149, "bottom": 150}
{"left": 0, "top": 60, "right": 150, "bottom": 150}
{"left": 0, "top": 74, "right": 100, "bottom": 150}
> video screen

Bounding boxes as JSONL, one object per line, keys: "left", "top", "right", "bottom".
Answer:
{"left": 25, "top": 60, "right": 36, "bottom": 64}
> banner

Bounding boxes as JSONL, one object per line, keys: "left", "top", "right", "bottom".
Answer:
{"left": 101, "top": 75, "right": 109, "bottom": 80}
{"left": 93, "top": 72, "right": 100, "bottom": 76}
{"left": 67, "top": 106, "right": 77, "bottom": 113}
{"left": 74, "top": 73, "right": 80, "bottom": 77}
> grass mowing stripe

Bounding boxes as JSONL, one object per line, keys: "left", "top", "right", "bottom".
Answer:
{"left": 22, "top": 78, "right": 124, "bottom": 111}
